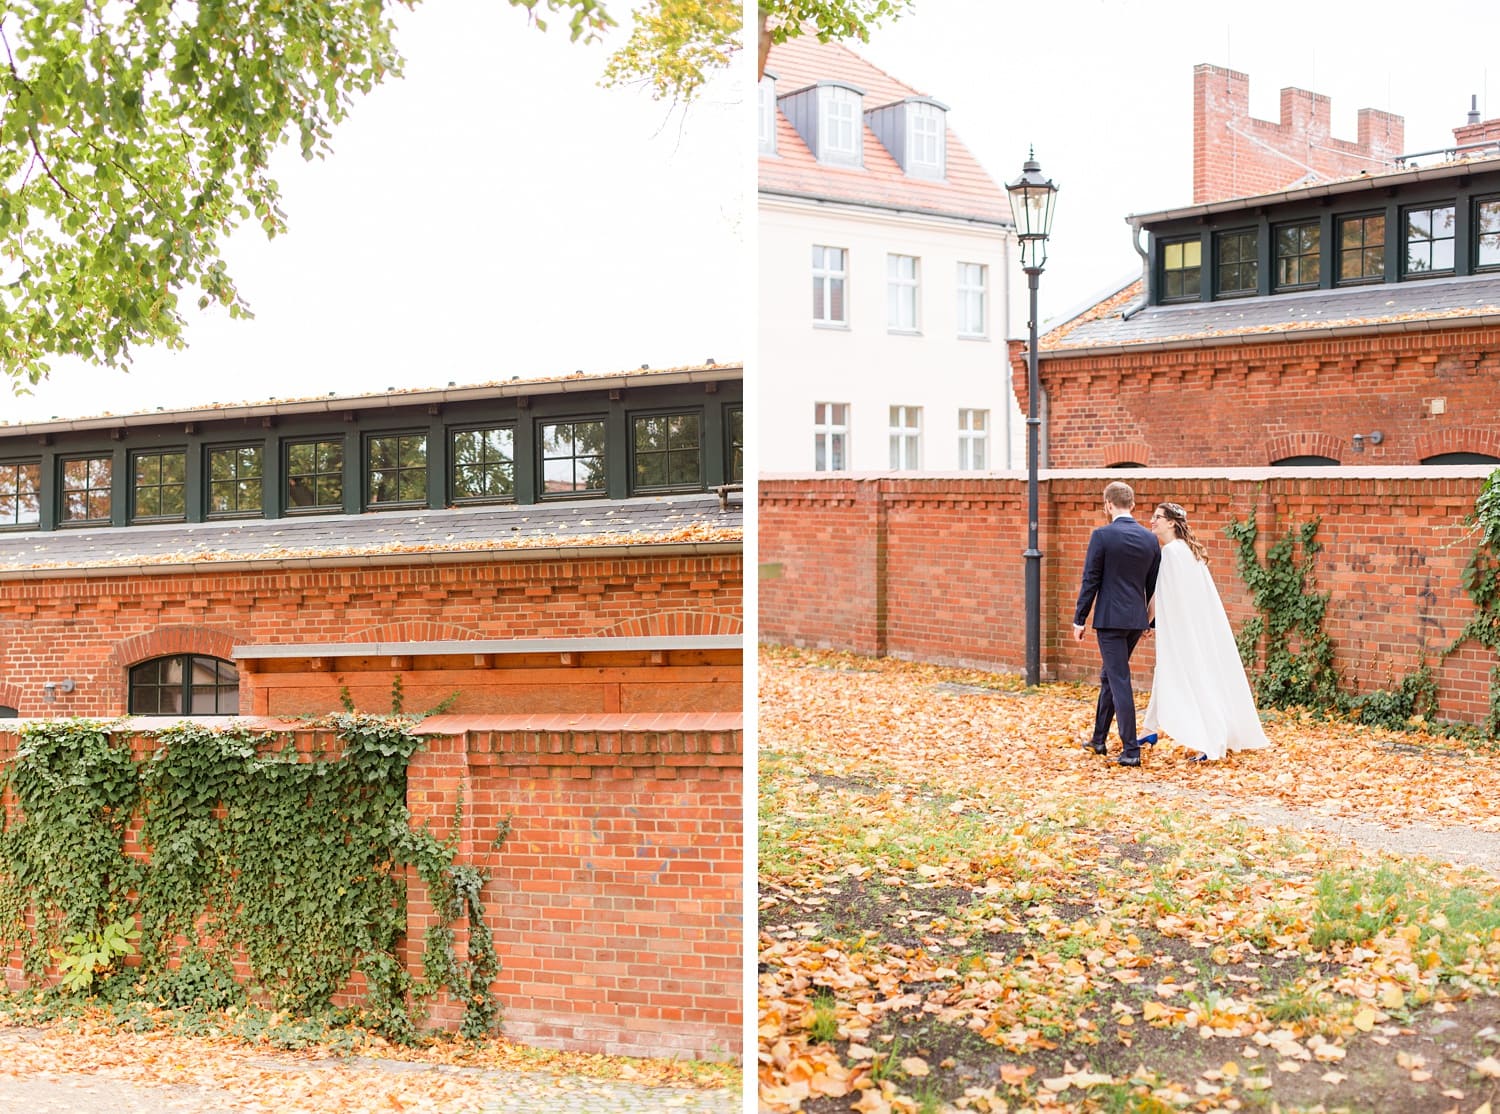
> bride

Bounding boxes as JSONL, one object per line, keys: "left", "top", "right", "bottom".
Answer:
{"left": 1141, "top": 502, "right": 1269, "bottom": 762}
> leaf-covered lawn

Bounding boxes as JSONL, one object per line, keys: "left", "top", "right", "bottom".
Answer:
{"left": 757, "top": 646, "right": 1500, "bottom": 1114}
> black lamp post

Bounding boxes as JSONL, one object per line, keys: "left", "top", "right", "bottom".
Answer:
{"left": 1006, "top": 148, "right": 1058, "bottom": 688}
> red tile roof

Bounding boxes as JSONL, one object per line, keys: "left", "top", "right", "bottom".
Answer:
{"left": 759, "top": 37, "right": 1011, "bottom": 225}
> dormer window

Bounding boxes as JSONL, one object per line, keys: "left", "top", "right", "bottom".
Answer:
{"left": 758, "top": 73, "right": 777, "bottom": 156}
{"left": 906, "top": 102, "right": 945, "bottom": 179}
{"left": 777, "top": 81, "right": 865, "bottom": 168}
{"left": 819, "top": 86, "right": 862, "bottom": 165}
{"left": 864, "top": 96, "right": 948, "bottom": 179}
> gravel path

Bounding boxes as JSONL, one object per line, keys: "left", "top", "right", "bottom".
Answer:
{"left": 1143, "top": 780, "right": 1500, "bottom": 878}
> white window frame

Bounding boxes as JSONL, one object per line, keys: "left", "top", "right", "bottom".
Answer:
{"left": 758, "top": 76, "right": 777, "bottom": 156}
{"left": 957, "top": 262, "right": 988, "bottom": 338}
{"left": 819, "top": 86, "right": 861, "bottom": 165}
{"left": 906, "top": 103, "right": 945, "bottom": 179}
{"left": 812, "top": 245, "right": 848, "bottom": 326}
{"left": 958, "top": 409, "right": 989, "bottom": 470}
{"left": 889, "top": 406, "right": 921, "bottom": 470}
{"left": 814, "top": 402, "right": 849, "bottom": 472}
{"left": 887, "top": 254, "right": 919, "bottom": 333}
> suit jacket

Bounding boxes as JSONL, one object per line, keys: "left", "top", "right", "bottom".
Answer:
{"left": 1073, "top": 515, "right": 1161, "bottom": 630}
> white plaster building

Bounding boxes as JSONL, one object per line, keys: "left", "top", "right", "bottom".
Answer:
{"left": 758, "top": 38, "right": 1024, "bottom": 473}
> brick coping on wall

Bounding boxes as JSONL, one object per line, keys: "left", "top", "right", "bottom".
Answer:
{"left": 0, "top": 713, "right": 743, "bottom": 735}
{"left": 762, "top": 466, "right": 1499, "bottom": 482}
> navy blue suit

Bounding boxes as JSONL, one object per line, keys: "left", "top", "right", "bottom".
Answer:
{"left": 1074, "top": 514, "right": 1161, "bottom": 757}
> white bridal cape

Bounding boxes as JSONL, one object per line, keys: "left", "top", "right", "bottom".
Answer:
{"left": 1142, "top": 540, "right": 1269, "bottom": 760}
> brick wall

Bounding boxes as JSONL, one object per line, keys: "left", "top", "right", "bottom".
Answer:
{"left": 0, "top": 717, "right": 743, "bottom": 1061}
{"left": 1193, "top": 64, "right": 1403, "bottom": 203}
{"left": 1016, "top": 325, "right": 1500, "bottom": 468}
{"left": 760, "top": 473, "right": 1496, "bottom": 725}
{"left": 0, "top": 552, "right": 743, "bottom": 718}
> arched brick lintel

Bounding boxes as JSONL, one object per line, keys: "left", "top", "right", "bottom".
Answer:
{"left": 1101, "top": 441, "right": 1152, "bottom": 468}
{"left": 597, "top": 610, "right": 743, "bottom": 638}
{"left": 106, "top": 626, "right": 242, "bottom": 671}
{"left": 1265, "top": 431, "right": 1345, "bottom": 464}
{"left": 1415, "top": 426, "right": 1500, "bottom": 462}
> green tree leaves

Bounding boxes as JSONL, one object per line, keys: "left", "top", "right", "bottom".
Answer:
{"left": 0, "top": 0, "right": 618, "bottom": 390}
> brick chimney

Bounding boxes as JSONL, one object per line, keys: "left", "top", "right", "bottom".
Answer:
{"left": 1192, "top": 64, "right": 1404, "bottom": 203}
{"left": 1453, "top": 95, "right": 1500, "bottom": 149}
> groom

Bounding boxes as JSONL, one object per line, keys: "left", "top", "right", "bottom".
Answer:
{"left": 1072, "top": 481, "right": 1161, "bottom": 767}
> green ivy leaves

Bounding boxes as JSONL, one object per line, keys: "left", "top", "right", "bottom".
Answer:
{"left": 0, "top": 715, "right": 500, "bottom": 1041}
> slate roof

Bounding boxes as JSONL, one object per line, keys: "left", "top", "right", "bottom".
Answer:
{"left": 759, "top": 37, "right": 1010, "bottom": 225}
{"left": 0, "top": 494, "right": 741, "bottom": 577}
{"left": 1042, "top": 271, "right": 1500, "bottom": 354}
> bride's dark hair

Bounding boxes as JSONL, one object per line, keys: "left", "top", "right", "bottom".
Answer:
{"left": 1156, "top": 502, "right": 1208, "bottom": 564}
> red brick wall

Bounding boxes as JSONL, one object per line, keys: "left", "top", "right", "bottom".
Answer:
{"left": 0, "top": 717, "right": 743, "bottom": 1062}
{"left": 0, "top": 552, "right": 742, "bottom": 718}
{"left": 1016, "top": 326, "right": 1500, "bottom": 468}
{"left": 1193, "top": 64, "right": 1403, "bottom": 203}
{"left": 760, "top": 474, "right": 1496, "bottom": 725}
{"left": 1453, "top": 117, "right": 1500, "bottom": 149}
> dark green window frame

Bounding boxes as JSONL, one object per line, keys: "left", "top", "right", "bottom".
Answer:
{"left": 0, "top": 460, "right": 41, "bottom": 529}
{"left": 129, "top": 654, "right": 239, "bottom": 715}
{"left": 131, "top": 449, "right": 188, "bottom": 523}
{"left": 286, "top": 438, "right": 345, "bottom": 512}
{"left": 631, "top": 411, "right": 703, "bottom": 494}
{"left": 1479, "top": 197, "right": 1500, "bottom": 271}
{"left": 1337, "top": 212, "right": 1385, "bottom": 284}
{"left": 1215, "top": 228, "right": 1258, "bottom": 296}
{"left": 726, "top": 406, "right": 744, "bottom": 484}
{"left": 207, "top": 444, "right": 264, "bottom": 518}
{"left": 59, "top": 454, "right": 113, "bottom": 525}
{"left": 450, "top": 425, "right": 516, "bottom": 504}
{"left": 1274, "top": 221, "right": 1321, "bottom": 290}
{"left": 1159, "top": 237, "right": 1201, "bottom": 302}
{"left": 365, "top": 432, "right": 428, "bottom": 507}
{"left": 539, "top": 418, "right": 606, "bottom": 497}
{"left": 1403, "top": 203, "right": 1456, "bottom": 277}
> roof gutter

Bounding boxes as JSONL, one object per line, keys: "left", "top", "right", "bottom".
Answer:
{"left": 1127, "top": 154, "right": 1500, "bottom": 224}
{"left": 760, "top": 188, "right": 1013, "bottom": 229}
{"left": 2, "top": 365, "right": 744, "bottom": 437}
{"left": 1042, "top": 309, "right": 1500, "bottom": 359}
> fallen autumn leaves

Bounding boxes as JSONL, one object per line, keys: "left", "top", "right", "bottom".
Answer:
{"left": 758, "top": 646, "right": 1500, "bottom": 1114}
{"left": 0, "top": 1007, "right": 739, "bottom": 1113}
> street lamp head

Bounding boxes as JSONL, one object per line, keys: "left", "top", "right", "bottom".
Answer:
{"left": 1006, "top": 146, "right": 1059, "bottom": 270}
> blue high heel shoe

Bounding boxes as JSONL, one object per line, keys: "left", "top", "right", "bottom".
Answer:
{"left": 1137, "top": 733, "right": 1158, "bottom": 747}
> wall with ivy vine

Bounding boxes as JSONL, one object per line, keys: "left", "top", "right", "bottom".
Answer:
{"left": 0, "top": 713, "right": 744, "bottom": 1061}
{"left": 761, "top": 471, "right": 1498, "bottom": 727}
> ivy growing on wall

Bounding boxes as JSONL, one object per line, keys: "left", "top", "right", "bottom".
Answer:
{"left": 1227, "top": 508, "right": 1439, "bottom": 732}
{"left": 1448, "top": 466, "right": 1500, "bottom": 736}
{"left": 0, "top": 715, "right": 502, "bottom": 1041}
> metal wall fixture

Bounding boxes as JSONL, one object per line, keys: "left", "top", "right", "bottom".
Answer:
{"left": 42, "top": 679, "right": 75, "bottom": 702}
{"left": 1351, "top": 431, "right": 1385, "bottom": 452}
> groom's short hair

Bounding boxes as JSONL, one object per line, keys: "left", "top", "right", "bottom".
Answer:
{"left": 1104, "top": 481, "right": 1135, "bottom": 509}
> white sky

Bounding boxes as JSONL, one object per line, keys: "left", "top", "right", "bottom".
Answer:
{"left": 3, "top": 0, "right": 746, "bottom": 424}
{"left": 860, "top": 0, "right": 1497, "bottom": 327}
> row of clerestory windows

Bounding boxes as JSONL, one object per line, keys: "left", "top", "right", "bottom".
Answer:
{"left": 1156, "top": 196, "right": 1500, "bottom": 303}
{"left": 0, "top": 409, "right": 744, "bottom": 531}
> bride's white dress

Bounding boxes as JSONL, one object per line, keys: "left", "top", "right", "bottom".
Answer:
{"left": 1142, "top": 540, "right": 1269, "bottom": 760}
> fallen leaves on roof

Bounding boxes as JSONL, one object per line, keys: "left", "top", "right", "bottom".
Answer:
{"left": 1043, "top": 293, "right": 1500, "bottom": 352}
{"left": 0, "top": 522, "right": 742, "bottom": 573}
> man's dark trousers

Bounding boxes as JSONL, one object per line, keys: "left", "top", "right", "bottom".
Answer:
{"left": 1090, "top": 628, "right": 1144, "bottom": 759}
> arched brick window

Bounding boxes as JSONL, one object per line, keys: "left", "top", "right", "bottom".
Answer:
{"left": 1421, "top": 452, "right": 1500, "bottom": 464}
{"left": 129, "top": 655, "right": 239, "bottom": 715}
{"left": 1271, "top": 455, "right": 1339, "bottom": 466}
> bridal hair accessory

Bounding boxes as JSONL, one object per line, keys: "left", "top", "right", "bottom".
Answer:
{"left": 1161, "top": 502, "right": 1186, "bottom": 521}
